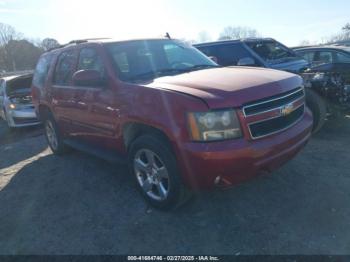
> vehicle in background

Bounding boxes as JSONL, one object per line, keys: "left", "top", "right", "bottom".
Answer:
{"left": 294, "top": 45, "right": 350, "bottom": 114}
{"left": 0, "top": 74, "right": 40, "bottom": 129}
{"left": 195, "top": 38, "right": 350, "bottom": 133}
{"left": 32, "top": 38, "right": 312, "bottom": 210}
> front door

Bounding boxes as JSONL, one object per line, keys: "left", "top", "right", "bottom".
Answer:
{"left": 70, "top": 46, "right": 119, "bottom": 150}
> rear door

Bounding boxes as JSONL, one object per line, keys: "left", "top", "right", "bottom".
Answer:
{"left": 334, "top": 51, "right": 350, "bottom": 83}
{"left": 51, "top": 49, "right": 79, "bottom": 135}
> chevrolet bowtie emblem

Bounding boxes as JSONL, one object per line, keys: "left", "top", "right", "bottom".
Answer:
{"left": 281, "top": 103, "right": 294, "bottom": 116}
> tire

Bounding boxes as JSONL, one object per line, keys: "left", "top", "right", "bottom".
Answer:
{"left": 305, "top": 88, "right": 327, "bottom": 134}
{"left": 128, "top": 135, "right": 191, "bottom": 210}
{"left": 44, "top": 113, "right": 68, "bottom": 155}
{"left": 3, "top": 108, "right": 15, "bottom": 132}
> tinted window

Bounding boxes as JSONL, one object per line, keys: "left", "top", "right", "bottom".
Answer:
{"left": 53, "top": 50, "right": 77, "bottom": 85}
{"left": 107, "top": 40, "right": 216, "bottom": 81}
{"left": 297, "top": 51, "right": 315, "bottom": 63}
{"left": 198, "top": 43, "right": 255, "bottom": 66}
{"left": 78, "top": 48, "right": 105, "bottom": 77}
{"left": 315, "top": 51, "right": 333, "bottom": 65}
{"left": 33, "top": 54, "right": 53, "bottom": 88}
{"left": 246, "top": 41, "right": 297, "bottom": 64}
{"left": 336, "top": 51, "right": 350, "bottom": 63}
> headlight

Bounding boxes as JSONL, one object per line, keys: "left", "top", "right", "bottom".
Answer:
{"left": 9, "top": 103, "right": 16, "bottom": 109}
{"left": 187, "top": 109, "right": 242, "bottom": 141}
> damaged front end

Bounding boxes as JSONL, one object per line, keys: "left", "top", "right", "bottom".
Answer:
{"left": 2, "top": 74, "right": 40, "bottom": 127}
{"left": 301, "top": 71, "right": 350, "bottom": 111}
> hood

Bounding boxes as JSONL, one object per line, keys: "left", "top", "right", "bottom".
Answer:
{"left": 145, "top": 67, "right": 302, "bottom": 109}
{"left": 6, "top": 74, "right": 33, "bottom": 97}
{"left": 269, "top": 59, "right": 309, "bottom": 73}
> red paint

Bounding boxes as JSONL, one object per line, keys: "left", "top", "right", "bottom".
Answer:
{"left": 32, "top": 39, "right": 313, "bottom": 190}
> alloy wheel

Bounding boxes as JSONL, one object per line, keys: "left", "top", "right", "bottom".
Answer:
{"left": 134, "top": 149, "right": 170, "bottom": 201}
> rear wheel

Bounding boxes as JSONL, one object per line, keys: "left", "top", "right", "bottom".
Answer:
{"left": 128, "top": 135, "right": 191, "bottom": 210}
{"left": 305, "top": 88, "right": 327, "bottom": 134}
{"left": 44, "top": 114, "right": 67, "bottom": 155}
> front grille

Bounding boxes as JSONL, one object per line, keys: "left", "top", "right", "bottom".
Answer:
{"left": 249, "top": 105, "right": 304, "bottom": 138}
{"left": 243, "top": 88, "right": 304, "bottom": 116}
{"left": 242, "top": 87, "right": 305, "bottom": 139}
{"left": 13, "top": 117, "right": 39, "bottom": 125}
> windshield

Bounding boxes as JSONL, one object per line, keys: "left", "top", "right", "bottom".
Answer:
{"left": 246, "top": 40, "right": 299, "bottom": 64}
{"left": 106, "top": 39, "right": 218, "bottom": 82}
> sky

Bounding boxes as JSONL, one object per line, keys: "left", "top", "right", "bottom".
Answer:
{"left": 0, "top": 0, "right": 349, "bottom": 46}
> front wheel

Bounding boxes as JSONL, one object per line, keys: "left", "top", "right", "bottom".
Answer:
{"left": 128, "top": 135, "right": 191, "bottom": 210}
{"left": 305, "top": 88, "right": 327, "bottom": 134}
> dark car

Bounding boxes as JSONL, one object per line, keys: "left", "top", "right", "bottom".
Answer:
{"left": 294, "top": 45, "right": 350, "bottom": 84}
{"left": 31, "top": 38, "right": 312, "bottom": 210}
{"left": 294, "top": 45, "right": 350, "bottom": 119}
{"left": 195, "top": 39, "right": 350, "bottom": 133}
{"left": 195, "top": 38, "right": 309, "bottom": 73}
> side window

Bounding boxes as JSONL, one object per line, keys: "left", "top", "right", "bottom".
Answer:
{"left": 33, "top": 54, "right": 53, "bottom": 88}
{"left": 200, "top": 44, "right": 257, "bottom": 66}
{"left": 53, "top": 50, "right": 77, "bottom": 86}
{"left": 297, "top": 51, "right": 315, "bottom": 63}
{"left": 78, "top": 48, "right": 105, "bottom": 77}
{"left": 112, "top": 52, "right": 129, "bottom": 73}
{"left": 336, "top": 52, "right": 350, "bottom": 63}
{"left": 314, "top": 51, "right": 333, "bottom": 65}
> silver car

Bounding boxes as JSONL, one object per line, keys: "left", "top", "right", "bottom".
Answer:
{"left": 0, "top": 74, "right": 40, "bottom": 128}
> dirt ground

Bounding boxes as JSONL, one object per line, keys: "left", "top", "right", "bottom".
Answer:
{"left": 0, "top": 116, "right": 350, "bottom": 255}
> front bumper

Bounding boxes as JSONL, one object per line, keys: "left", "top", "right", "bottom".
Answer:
{"left": 176, "top": 109, "right": 313, "bottom": 190}
{"left": 6, "top": 108, "right": 41, "bottom": 127}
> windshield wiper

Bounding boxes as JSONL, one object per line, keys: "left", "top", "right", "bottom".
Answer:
{"left": 186, "top": 64, "right": 220, "bottom": 71}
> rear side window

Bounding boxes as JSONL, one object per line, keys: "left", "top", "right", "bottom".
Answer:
{"left": 53, "top": 50, "right": 77, "bottom": 86}
{"left": 78, "top": 47, "right": 105, "bottom": 77}
{"left": 33, "top": 54, "right": 53, "bottom": 88}
{"left": 198, "top": 43, "right": 256, "bottom": 66}
{"left": 336, "top": 52, "right": 350, "bottom": 63}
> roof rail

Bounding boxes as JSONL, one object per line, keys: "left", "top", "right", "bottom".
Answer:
{"left": 45, "top": 37, "right": 112, "bottom": 52}
{"left": 68, "top": 37, "right": 111, "bottom": 44}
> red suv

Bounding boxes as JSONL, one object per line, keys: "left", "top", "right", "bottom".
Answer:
{"left": 32, "top": 38, "right": 313, "bottom": 209}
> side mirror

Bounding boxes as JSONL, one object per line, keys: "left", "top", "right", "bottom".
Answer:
{"left": 237, "top": 57, "right": 256, "bottom": 66}
{"left": 72, "top": 69, "right": 106, "bottom": 87}
{"left": 209, "top": 56, "right": 218, "bottom": 63}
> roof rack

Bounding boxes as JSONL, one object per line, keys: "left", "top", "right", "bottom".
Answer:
{"left": 67, "top": 37, "right": 112, "bottom": 44}
{"left": 46, "top": 38, "right": 112, "bottom": 52}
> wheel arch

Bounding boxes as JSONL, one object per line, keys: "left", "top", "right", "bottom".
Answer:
{"left": 122, "top": 122, "right": 174, "bottom": 152}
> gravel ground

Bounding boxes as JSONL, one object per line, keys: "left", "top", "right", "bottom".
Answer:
{"left": 0, "top": 116, "right": 350, "bottom": 255}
